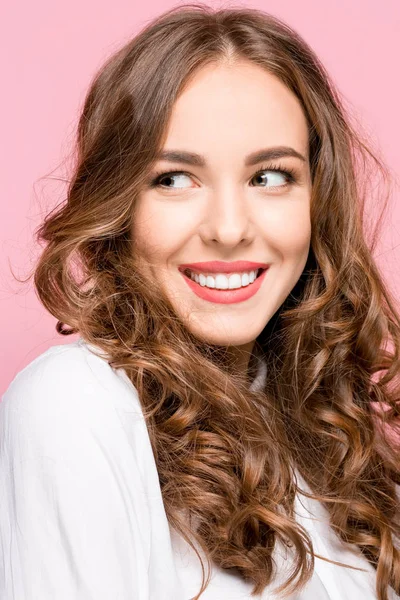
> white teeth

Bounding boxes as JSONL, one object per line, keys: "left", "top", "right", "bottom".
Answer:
{"left": 241, "top": 272, "right": 250, "bottom": 287}
{"left": 190, "top": 269, "right": 259, "bottom": 289}
{"left": 215, "top": 274, "right": 229, "bottom": 289}
{"left": 206, "top": 275, "right": 215, "bottom": 288}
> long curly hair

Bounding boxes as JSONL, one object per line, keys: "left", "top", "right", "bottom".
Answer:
{"left": 25, "top": 4, "right": 400, "bottom": 599}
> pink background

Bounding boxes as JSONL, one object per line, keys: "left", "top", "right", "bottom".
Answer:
{"left": 1, "top": 0, "right": 399, "bottom": 396}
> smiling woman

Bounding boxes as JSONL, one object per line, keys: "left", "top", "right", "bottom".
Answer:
{"left": 2, "top": 4, "right": 400, "bottom": 600}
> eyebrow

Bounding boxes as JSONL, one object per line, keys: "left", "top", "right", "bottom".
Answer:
{"left": 155, "top": 146, "right": 307, "bottom": 167}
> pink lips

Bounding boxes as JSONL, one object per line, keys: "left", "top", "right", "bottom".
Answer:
{"left": 178, "top": 261, "right": 270, "bottom": 304}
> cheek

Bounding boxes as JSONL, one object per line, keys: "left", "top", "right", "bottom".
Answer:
{"left": 131, "top": 200, "right": 196, "bottom": 259}
{"left": 259, "top": 204, "right": 311, "bottom": 258}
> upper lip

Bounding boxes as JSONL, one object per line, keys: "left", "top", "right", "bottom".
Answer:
{"left": 178, "top": 260, "right": 270, "bottom": 274}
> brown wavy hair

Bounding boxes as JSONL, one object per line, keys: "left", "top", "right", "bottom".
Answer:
{"left": 22, "top": 4, "right": 400, "bottom": 599}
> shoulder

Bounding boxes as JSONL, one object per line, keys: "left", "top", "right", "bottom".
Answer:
{"left": 0, "top": 342, "right": 158, "bottom": 598}
{"left": 2, "top": 338, "right": 140, "bottom": 408}
{"left": 0, "top": 339, "right": 143, "bottom": 455}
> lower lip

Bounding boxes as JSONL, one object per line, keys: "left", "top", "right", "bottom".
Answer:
{"left": 180, "top": 268, "right": 269, "bottom": 304}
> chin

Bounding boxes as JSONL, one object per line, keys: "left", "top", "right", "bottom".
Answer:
{"left": 186, "top": 321, "right": 262, "bottom": 348}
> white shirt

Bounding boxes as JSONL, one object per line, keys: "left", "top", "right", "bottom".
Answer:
{"left": 0, "top": 338, "right": 396, "bottom": 599}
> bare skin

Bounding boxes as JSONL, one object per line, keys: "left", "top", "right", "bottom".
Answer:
{"left": 133, "top": 59, "right": 312, "bottom": 376}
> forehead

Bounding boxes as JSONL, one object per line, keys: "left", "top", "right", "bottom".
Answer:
{"left": 162, "top": 61, "right": 309, "bottom": 163}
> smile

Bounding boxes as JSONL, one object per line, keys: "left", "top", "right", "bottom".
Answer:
{"left": 185, "top": 268, "right": 261, "bottom": 290}
{"left": 180, "top": 267, "right": 269, "bottom": 304}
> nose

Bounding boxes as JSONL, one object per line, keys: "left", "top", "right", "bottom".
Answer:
{"left": 200, "top": 183, "right": 254, "bottom": 248}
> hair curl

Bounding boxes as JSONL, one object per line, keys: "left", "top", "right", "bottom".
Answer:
{"left": 21, "top": 4, "right": 400, "bottom": 599}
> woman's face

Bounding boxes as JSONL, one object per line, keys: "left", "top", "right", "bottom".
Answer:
{"left": 132, "top": 60, "right": 312, "bottom": 352}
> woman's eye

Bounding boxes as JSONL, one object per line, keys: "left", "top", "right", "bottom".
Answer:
{"left": 250, "top": 170, "right": 288, "bottom": 188}
{"left": 156, "top": 173, "right": 192, "bottom": 189}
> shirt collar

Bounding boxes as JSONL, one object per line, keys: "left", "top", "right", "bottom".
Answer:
{"left": 249, "top": 353, "right": 267, "bottom": 392}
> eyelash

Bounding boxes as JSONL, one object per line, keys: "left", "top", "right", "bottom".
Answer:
{"left": 148, "top": 163, "right": 298, "bottom": 192}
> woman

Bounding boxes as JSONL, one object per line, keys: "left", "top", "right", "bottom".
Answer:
{"left": 1, "top": 4, "right": 400, "bottom": 600}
